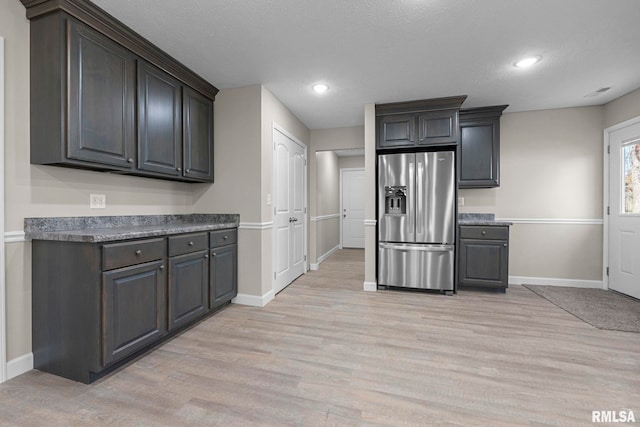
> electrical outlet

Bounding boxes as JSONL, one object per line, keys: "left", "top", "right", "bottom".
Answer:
{"left": 458, "top": 197, "right": 465, "bottom": 206}
{"left": 90, "top": 193, "right": 106, "bottom": 209}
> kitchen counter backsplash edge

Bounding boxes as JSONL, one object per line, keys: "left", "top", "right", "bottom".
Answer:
{"left": 24, "top": 214, "right": 240, "bottom": 242}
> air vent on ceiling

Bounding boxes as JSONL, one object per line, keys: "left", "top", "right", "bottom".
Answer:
{"left": 584, "top": 87, "right": 612, "bottom": 98}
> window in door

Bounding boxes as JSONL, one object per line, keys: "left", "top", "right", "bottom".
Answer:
{"left": 622, "top": 139, "right": 640, "bottom": 214}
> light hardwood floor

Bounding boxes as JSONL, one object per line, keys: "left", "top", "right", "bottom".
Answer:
{"left": 1, "top": 249, "right": 638, "bottom": 426}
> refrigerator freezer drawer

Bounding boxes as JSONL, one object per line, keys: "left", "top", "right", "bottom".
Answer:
{"left": 378, "top": 243, "right": 454, "bottom": 290}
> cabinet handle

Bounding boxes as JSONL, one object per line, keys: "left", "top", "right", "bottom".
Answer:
{"left": 177, "top": 167, "right": 182, "bottom": 172}
{"left": 127, "top": 158, "right": 134, "bottom": 163}
{"left": 135, "top": 250, "right": 142, "bottom": 255}
{"left": 186, "top": 169, "right": 191, "bottom": 173}
{"left": 159, "top": 265, "right": 165, "bottom": 270}
{"left": 481, "top": 231, "right": 486, "bottom": 235}
{"left": 188, "top": 241, "right": 194, "bottom": 246}
{"left": 503, "top": 243, "right": 508, "bottom": 247}
{"left": 223, "top": 235, "right": 228, "bottom": 240}
{"left": 212, "top": 252, "right": 216, "bottom": 257}
{"left": 204, "top": 254, "right": 209, "bottom": 259}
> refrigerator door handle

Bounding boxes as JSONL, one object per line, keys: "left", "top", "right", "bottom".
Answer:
{"left": 416, "top": 158, "right": 424, "bottom": 239}
{"left": 379, "top": 243, "right": 454, "bottom": 252}
{"left": 408, "top": 159, "right": 415, "bottom": 241}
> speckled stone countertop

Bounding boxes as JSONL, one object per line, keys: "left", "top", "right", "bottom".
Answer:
{"left": 458, "top": 213, "right": 512, "bottom": 226}
{"left": 24, "top": 214, "right": 240, "bottom": 243}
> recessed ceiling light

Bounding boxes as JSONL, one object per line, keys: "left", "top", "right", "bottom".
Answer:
{"left": 312, "top": 83, "right": 329, "bottom": 94}
{"left": 514, "top": 56, "right": 541, "bottom": 68}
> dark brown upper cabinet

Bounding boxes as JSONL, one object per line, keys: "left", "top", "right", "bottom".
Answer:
{"left": 137, "top": 60, "right": 183, "bottom": 177}
{"left": 183, "top": 87, "right": 215, "bottom": 182}
{"left": 21, "top": 0, "right": 218, "bottom": 183}
{"left": 376, "top": 96, "right": 466, "bottom": 150}
{"left": 458, "top": 105, "right": 508, "bottom": 188}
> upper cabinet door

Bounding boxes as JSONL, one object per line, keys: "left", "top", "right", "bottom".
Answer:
{"left": 417, "top": 110, "right": 458, "bottom": 145}
{"left": 137, "top": 60, "right": 182, "bottom": 176}
{"left": 458, "top": 106, "right": 506, "bottom": 188}
{"left": 377, "top": 114, "right": 415, "bottom": 148}
{"left": 183, "top": 87, "right": 214, "bottom": 182}
{"left": 459, "top": 119, "right": 499, "bottom": 187}
{"left": 67, "top": 20, "right": 136, "bottom": 169}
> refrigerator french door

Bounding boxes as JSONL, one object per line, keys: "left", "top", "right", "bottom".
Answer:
{"left": 378, "top": 151, "right": 455, "bottom": 290}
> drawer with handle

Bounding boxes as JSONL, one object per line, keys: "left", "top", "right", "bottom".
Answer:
{"left": 102, "top": 238, "right": 166, "bottom": 270}
{"left": 459, "top": 225, "right": 509, "bottom": 240}
{"left": 210, "top": 229, "right": 237, "bottom": 247}
{"left": 168, "top": 232, "right": 208, "bottom": 256}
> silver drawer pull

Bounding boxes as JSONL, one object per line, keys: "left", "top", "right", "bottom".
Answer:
{"left": 204, "top": 254, "right": 209, "bottom": 259}
{"left": 223, "top": 235, "right": 228, "bottom": 240}
{"left": 212, "top": 252, "right": 216, "bottom": 257}
{"left": 159, "top": 265, "right": 165, "bottom": 270}
{"left": 135, "top": 250, "right": 142, "bottom": 255}
{"left": 481, "top": 231, "right": 486, "bottom": 235}
{"left": 188, "top": 241, "right": 194, "bottom": 246}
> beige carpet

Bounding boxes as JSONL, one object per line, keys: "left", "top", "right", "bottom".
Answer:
{"left": 523, "top": 285, "right": 640, "bottom": 333}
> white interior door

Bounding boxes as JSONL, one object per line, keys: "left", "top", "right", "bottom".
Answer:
{"left": 608, "top": 118, "right": 640, "bottom": 299}
{"left": 341, "top": 168, "right": 365, "bottom": 248}
{"left": 273, "top": 128, "right": 306, "bottom": 294}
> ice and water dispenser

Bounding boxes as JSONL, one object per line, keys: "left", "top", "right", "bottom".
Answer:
{"left": 384, "top": 186, "right": 407, "bottom": 215}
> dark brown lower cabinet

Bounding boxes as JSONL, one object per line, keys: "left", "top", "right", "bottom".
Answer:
{"left": 32, "top": 228, "right": 238, "bottom": 384}
{"left": 168, "top": 251, "right": 209, "bottom": 330}
{"left": 103, "top": 260, "right": 167, "bottom": 365}
{"left": 209, "top": 228, "right": 238, "bottom": 309}
{"left": 458, "top": 225, "right": 510, "bottom": 292}
{"left": 210, "top": 244, "right": 238, "bottom": 309}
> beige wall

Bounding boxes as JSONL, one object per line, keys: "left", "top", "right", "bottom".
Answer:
{"left": 363, "top": 104, "right": 377, "bottom": 288}
{"left": 459, "top": 107, "right": 605, "bottom": 282}
{"left": 313, "top": 151, "right": 340, "bottom": 259}
{"left": 193, "top": 85, "right": 263, "bottom": 299}
{"left": 338, "top": 156, "right": 365, "bottom": 170}
{"left": 604, "top": 87, "right": 640, "bottom": 128}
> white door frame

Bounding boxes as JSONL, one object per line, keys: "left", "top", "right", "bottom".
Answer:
{"left": 339, "top": 167, "right": 365, "bottom": 248}
{"left": 603, "top": 115, "right": 640, "bottom": 291}
{"left": 271, "top": 122, "right": 308, "bottom": 293}
{"left": 1, "top": 36, "right": 7, "bottom": 383}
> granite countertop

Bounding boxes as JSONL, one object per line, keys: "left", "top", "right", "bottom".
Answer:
{"left": 24, "top": 214, "right": 240, "bottom": 243}
{"left": 458, "top": 213, "right": 512, "bottom": 227}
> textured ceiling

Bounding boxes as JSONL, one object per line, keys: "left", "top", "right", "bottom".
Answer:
{"left": 92, "top": 0, "right": 640, "bottom": 129}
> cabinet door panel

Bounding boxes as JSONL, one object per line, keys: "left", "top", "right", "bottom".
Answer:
{"left": 169, "top": 251, "right": 208, "bottom": 330}
{"left": 67, "top": 20, "right": 135, "bottom": 168}
{"left": 459, "top": 119, "right": 499, "bottom": 187}
{"left": 138, "top": 61, "right": 182, "bottom": 176}
{"left": 183, "top": 87, "right": 214, "bottom": 181}
{"left": 103, "top": 260, "right": 166, "bottom": 365}
{"left": 377, "top": 114, "right": 415, "bottom": 148}
{"left": 417, "top": 110, "right": 458, "bottom": 145}
{"left": 210, "top": 244, "right": 237, "bottom": 309}
{"left": 459, "top": 239, "right": 508, "bottom": 289}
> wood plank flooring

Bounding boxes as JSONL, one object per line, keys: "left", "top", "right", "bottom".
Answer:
{"left": 1, "top": 249, "right": 639, "bottom": 426}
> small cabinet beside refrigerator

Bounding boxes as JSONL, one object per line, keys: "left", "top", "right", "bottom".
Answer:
{"left": 378, "top": 151, "right": 456, "bottom": 291}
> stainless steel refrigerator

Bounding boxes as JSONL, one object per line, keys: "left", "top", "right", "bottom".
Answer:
{"left": 378, "top": 151, "right": 455, "bottom": 291}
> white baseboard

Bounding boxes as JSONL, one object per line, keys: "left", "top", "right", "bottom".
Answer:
{"left": 363, "top": 281, "right": 377, "bottom": 292}
{"left": 310, "top": 244, "right": 340, "bottom": 271}
{"left": 232, "top": 289, "right": 275, "bottom": 307}
{"left": 7, "top": 352, "right": 33, "bottom": 380}
{"left": 510, "top": 276, "right": 604, "bottom": 289}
